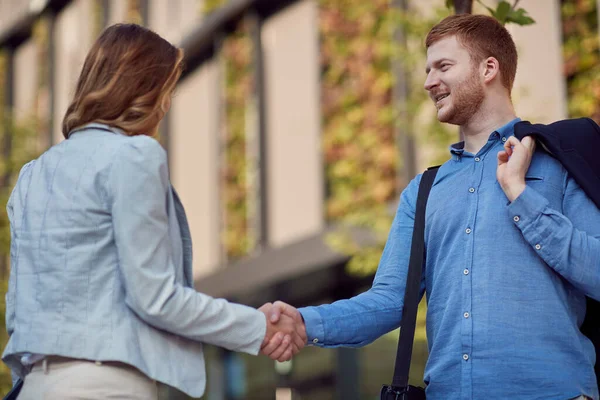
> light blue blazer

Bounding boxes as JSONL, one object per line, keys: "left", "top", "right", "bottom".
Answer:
{"left": 2, "top": 123, "right": 266, "bottom": 397}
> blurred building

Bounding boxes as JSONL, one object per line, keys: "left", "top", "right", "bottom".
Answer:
{"left": 0, "top": 0, "right": 581, "bottom": 399}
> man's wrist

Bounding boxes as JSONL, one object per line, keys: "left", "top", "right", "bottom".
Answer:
{"left": 502, "top": 182, "right": 526, "bottom": 202}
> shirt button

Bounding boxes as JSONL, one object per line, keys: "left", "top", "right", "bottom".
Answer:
{"left": 474, "top": 157, "right": 481, "bottom": 162}
{"left": 535, "top": 244, "right": 541, "bottom": 250}
{"left": 463, "top": 269, "right": 469, "bottom": 275}
{"left": 513, "top": 216, "right": 520, "bottom": 222}
{"left": 469, "top": 187, "right": 475, "bottom": 193}
{"left": 465, "top": 228, "right": 472, "bottom": 234}
{"left": 312, "top": 338, "right": 319, "bottom": 344}
{"left": 463, "top": 354, "right": 469, "bottom": 361}
{"left": 502, "top": 137, "right": 507, "bottom": 142}
{"left": 464, "top": 312, "right": 470, "bottom": 318}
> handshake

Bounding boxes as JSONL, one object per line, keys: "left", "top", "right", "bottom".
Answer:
{"left": 258, "top": 301, "right": 307, "bottom": 362}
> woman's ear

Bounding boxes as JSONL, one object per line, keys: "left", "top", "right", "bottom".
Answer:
{"left": 162, "top": 95, "right": 172, "bottom": 113}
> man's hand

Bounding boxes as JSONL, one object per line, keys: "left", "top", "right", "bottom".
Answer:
{"left": 497, "top": 136, "right": 536, "bottom": 202}
{"left": 258, "top": 302, "right": 307, "bottom": 362}
{"left": 263, "top": 301, "right": 306, "bottom": 354}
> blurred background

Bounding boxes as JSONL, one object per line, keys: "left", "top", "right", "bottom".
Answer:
{"left": 0, "top": 0, "right": 598, "bottom": 399}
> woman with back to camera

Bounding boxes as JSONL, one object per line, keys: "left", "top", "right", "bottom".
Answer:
{"left": 1, "top": 23, "right": 305, "bottom": 399}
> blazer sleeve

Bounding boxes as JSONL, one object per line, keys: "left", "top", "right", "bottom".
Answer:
{"left": 108, "top": 136, "right": 266, "bottom": 354}
{"left": 5, "top": 161, "right": 35, "bottom": 339}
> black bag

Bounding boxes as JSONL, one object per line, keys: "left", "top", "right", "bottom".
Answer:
{"left": 515, "top": 117, "right": 600, "bottom": 388}
{"left": 381, "top": 166, "right": 438, "bottom": 400}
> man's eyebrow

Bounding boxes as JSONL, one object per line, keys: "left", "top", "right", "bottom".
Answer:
{"left": 425, "top": 58, "right": 453, "bottom": 74}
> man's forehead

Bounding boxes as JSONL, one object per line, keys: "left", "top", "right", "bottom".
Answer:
{"left": 428, "top": 36, "right": 461, "bottom": 54}
{"left": 426, "top": 36, "right": 468, "bottom": 62}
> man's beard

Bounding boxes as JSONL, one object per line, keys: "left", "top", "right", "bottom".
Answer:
{"left": 437, "top": 73, "right": 484, "bottom": 126}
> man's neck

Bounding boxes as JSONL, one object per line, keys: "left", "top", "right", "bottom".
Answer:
{"left": 459, "top": 101, "right": 516, "bottom": 154}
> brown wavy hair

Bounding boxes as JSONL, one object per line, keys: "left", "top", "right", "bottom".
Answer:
{"left": 62, "top": 23, "right": 184, "bottom": 138}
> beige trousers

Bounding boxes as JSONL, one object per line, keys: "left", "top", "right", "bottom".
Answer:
{"left": 17, "top": 356, "right": 158, "bottom": 400}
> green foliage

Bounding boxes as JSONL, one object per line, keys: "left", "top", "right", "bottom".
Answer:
{"left": 477, "top": 1, "right": 535, "bottom": 26}
{"left": 562, "top": 0, "right": 600, "bottom": 122}
{"left": 0, "top": 51, "right": 9, "bottom": 394}
{"left": 446, "top": 0, "right": 535, "bottom": 26}
{"left": 505, "top": 8, "right": 535, "bottom": 26}
{"left": 0, "top": 51, "right": 4, "bottom": 124}
{"left": 324, "top": 0, "right": 535, "bottom": 279}
{"left": 320, "top": 0, "right": 399, "bottom": 226}
{"left": 320, "top": 0, "right": 398, "bottom": 275}
{"left": 32, "top": 19, "right": 49, "bottom": 91}
{"left": 200, "top": 0, "right": 536, "bottom": 271}
{"left": 199, "top": 2, "right": 256, "bottom": 259}
{"left": 0, "top": 115, "right": 40, "bottom": 394}
{"left": 321, "top": 0, "right": 456, "bottom": 276}
{"left": 0, "top": 278, "right": 8, "bottom": 394}
{"left": 221, "top": 23, "right": 257, "bottom": 259}
{"left": 0, "top": 39, "right": 45, "bottom": 392}
{"left": 0, "top": 116, "right": 41, "bottom": 258}
{"left": 126, "top": 0, "right": 144, "bottom": 25}
{"left": 202, "top": 0, "right": 227, "bottom": 15}
{"left": 92, "top": 0, "right": 106, "bottom": 36}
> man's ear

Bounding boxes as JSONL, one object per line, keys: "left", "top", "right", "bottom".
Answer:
{"left": 482, "top": 56, "right": 500, "bottom": 84}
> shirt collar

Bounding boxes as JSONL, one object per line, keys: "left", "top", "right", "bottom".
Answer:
{"left": 496, "top": 117, "right": 521, "bottom": 141}
{"left": 68, "top": 122, "right": 127, "bottom": 138}
{"left": 449, "top": 117, "right": 521, "bottom": 160}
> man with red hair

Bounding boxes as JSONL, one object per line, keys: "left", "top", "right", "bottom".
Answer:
{"left": 265, "top": 14, "right": 600, "bottom": 400}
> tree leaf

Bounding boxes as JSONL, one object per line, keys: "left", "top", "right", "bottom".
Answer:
{"left": 494, "top": 1, "right": 511, "bottom": 23}
{"left": 476, "top": 0, "right": 497, "bottom": 18}
{"left": 506, "top": 8, "right": 536, "bottom": 26}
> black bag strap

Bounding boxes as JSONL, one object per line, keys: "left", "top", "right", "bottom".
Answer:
{"left": 2, "top": 379, "right": 23, "bottom": 400}
{"left": 391, "top": 166, "right": 439, "bottom": 389}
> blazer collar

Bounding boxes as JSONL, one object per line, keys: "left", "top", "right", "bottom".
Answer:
{"left": 171, "top": 187, "right": 194, "bottom": 288}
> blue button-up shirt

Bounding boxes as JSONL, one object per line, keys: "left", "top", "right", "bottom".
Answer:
{"left": 299, "top": 118, "right": 600, "bottom": 399}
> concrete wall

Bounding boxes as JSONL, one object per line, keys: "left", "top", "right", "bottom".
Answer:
{"left": 262, "top": 0, "right": 324, "bottom": 248}
{"left": 13, "top": 38, "right": 38, "bottom": 121}
{"left": 107, "top": 0, "right": 127, "bottom": 24}
{"left": 170, "top": 61, "right": 222, "bottom": 278}
{"left": 153, "top": 0, "right": 223, "bottom": 278}
{"left": 52, "top": 0, "right": 94, "bottom": 144}
{"left": 148, "top": 0, "right": 200, "bottom": 42}
{"left": 508, "top": 0, "right": 567, "bottom": 122}
{"left": 0, "top": 0, "right": 30, "bottom": 35}
{"left": 168, "top": 0, "right": 324, "bottom": 277}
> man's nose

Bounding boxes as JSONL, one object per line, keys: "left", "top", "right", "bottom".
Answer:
{"left": 424, "top": 71, "right": 439, "bottom": 92}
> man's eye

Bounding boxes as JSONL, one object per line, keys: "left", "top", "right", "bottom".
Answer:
{"left": 441, "top": 64, "right": 451, "bottom": 71}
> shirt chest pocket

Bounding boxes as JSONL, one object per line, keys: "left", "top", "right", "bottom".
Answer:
{"left": 525, "top": 174, "right": 564, "bottom": 210}
{"left": 525, "top": 175, "right": 544, "bottom": 182}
